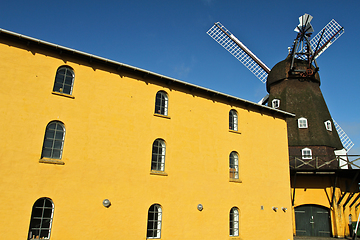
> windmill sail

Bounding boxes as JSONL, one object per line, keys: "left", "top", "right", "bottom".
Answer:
{"left": 333, "top": 118, "right": 354, "bottom": 152}
{"left": 207, "top": 22, "right": 269, "bottom": 83}
{"left": 206, "top": 17, "right": 353, "bottom": 152}
{"left": 302, "top": 19, "right": 344, "bottom": 59}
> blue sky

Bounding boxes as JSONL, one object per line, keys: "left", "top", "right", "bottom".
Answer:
{"left": 1, "top": 0, "right": 359, "bottom": 154}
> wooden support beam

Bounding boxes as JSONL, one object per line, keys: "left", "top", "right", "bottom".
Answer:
{"left": 350, "top": 193, "right": 360, "bottom": 208}
{"left": 292, "top": 172, "right": 297, "bottom": 206}
{"left": 338, "top": 171, "right": 359, "bottom": 205}
{"left": 331, "top": 175, "right": 337, "bottom": 207}
{"left": 344, "top": 192, "right": 355, "bottom": 208}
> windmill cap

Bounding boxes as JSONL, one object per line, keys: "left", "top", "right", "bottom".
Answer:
{"left": 266, "top": 55, "right": 320, "bottom": 93}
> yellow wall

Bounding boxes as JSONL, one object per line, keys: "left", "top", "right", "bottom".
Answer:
{"left": 0, "top": 39, "right": 293, "bottom": 239}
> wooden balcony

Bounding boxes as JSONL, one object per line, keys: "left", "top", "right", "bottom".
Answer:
{"left": 289, "top": 155, "right": 360, "bottom": 170}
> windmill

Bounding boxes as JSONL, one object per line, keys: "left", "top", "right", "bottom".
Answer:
{"left": 206, "top": 14, "right": 354, "bottom": 155}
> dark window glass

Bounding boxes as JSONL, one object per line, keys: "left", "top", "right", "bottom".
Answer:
{"left": 53, "top": 66, "right": 74, "bottom": 95}
{"left": 154, "top": 91, "right": 168, "bottom": 115}
{"left": 230, "top": 207, "right": 239, "bottom": 236}
{"left": 229, "top": 110, "right": 238, "bottom": 131}
{"left": 229, "top": 151, "right": 239, "bottom": 179}
{"left": 28, "top": 198, "right": 54, "bottom": 240}
{"left": 151, "top": 139, "right": 165, "bottom": 171}
{"left": 41, "top": 121, "right": 65, "bottom": 159}
{"left": 147, "top": 204, "right": 162, "bottom": 238}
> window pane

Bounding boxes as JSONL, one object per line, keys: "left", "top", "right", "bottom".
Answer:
{"left": 43, "top": 208, "right": 52, "bottom": 218}
{"left": 55, "top": 124, "right": 63, "bottom": 131}
{"left": 58, "top": 68, "right": 66, "bottom": 74}
{"left": 53, "top": 83, "right": 63, "bottom": 92}
{"left": 65, "top": 76, "right": 73, "bottom": 85}
{"left": 29, "top": 229, "right": 40, "bottom": 239}
{"left": 44, "top": 200, "right": 52, "bottom": 208}
{"left": 52, "top": 150, "right": 61, "bottom": 159}
{"left": 40, "top": 230, "right": 50, "bottom": 239}
{"left": 63, "top": 85, "right": 71, "bottom": 94}
{"left": 55, "top": 131, "right": 64, "bottom": 140}
{"left": 45, "top": 130, "right": 55, "bottom": 139}
{"left": 54, "top": 75, "right": 64, "bottom": 83}
{"left": 43, "top": 139, "right": 53, "bottom": 148}
{"left": 31, "top": 206, "right": 43, "bottom": 219}
{"left": 41, "top": 219, "right": 51, "bottom": 229}
{"left": 42, "top": 149, "right": 51, "bottom": 158}
{"left": 53, "top": 140, "right": 63, "bottom": 150}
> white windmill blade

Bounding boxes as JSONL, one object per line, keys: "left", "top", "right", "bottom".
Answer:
{"left": 332, "top": 118, "right": 354, "bottom": 152}
{"left": 258, "top": 94, "right": 269, "bottom": 105}
{"left": 307, "top": 19, "right": 344, "bottom": 59}
{"left": 295, "top": 13, "right": 314, "bottom": 33}
{"left": 207, "top": 22, "right": 270, "bottom": 83}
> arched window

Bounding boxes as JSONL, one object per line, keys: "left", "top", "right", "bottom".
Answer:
{"left": 151, "top": 139, "right": 166, "bottom": 171}
{"left": 229, "top": 110, "right": 238, "bottom": 131}
{"left": 154, "top": 91, "right": 168, "bottom": 115}
{"left": 53, "top": 66, "right": 75, "bottom": 95}
{"left": 229, "top": 151, "right": 239, "bottom": 179}
{"left": 229, "top": 207, "right": 239, "bottom": 236}
{"left": 147, "top": 204, "right": 162, "bottom": 239}
{"left": 298, "top": 117, "right": 308, "bottom": 129}
{"left": 28, "top": 198, "right": 54, "bottom": 240}
{"left": 41, "top": 121, "right": 65, "bottom": 159}
{"left": 302, "top": 147, "right": 312, "bottom": 159}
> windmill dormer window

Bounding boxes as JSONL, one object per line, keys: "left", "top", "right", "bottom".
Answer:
{"left": 302, "top": 148, "right": 312, "bottom": 159}
{"left": 298, "top": 117, "right": 308, "bottom": 129}
{"left": 272, "top": 99, "right": 280, "bottom": 109}
{"left": 324, "top": 120, "right": 332, "bottom": 131}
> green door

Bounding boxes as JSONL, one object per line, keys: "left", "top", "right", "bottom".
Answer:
{"left": 295, "top": 205, "right": 331, "bottom": 237}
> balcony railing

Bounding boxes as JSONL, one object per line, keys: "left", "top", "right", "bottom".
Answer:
{"left": 289, "top": 155, "right": 360, "bottom": 170}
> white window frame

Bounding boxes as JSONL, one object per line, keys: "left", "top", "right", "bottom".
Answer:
{"left": 324, "top": 120, "right": 332, "bottom": 131}
{"left": 302, "top": 148, "right": 312, "bottom": 160}
{"left": 272, "top": 99, "right": 280, "bottom": 109}
{"left": 298, "top": 117, "right": 308, "bottom": 129}
{"left": 229, "top": 110, "right": 238, "bottom": 131}
{"left": 230, "top": 207, "right": 239, "bottom": 236}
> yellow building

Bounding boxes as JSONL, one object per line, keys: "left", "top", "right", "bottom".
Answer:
{"left": 0, "top": 29, "right": 295, "bottom": 240}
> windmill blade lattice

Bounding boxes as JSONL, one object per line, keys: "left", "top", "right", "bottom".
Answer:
{"left": 333, "top": 118, "right": 354, "bottom": 152}
{"left": 207, "top": 22, "right": 270, "bottom": 83}
{"left": 300, "top": 19, "right": 344, "bottom": 59}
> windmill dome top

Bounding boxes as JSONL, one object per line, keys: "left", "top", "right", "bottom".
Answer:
{"left": 266, "top": 55, "right": 320, "bottom": 93}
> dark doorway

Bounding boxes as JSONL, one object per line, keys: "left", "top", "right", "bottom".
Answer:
{"left": 295, "top": 204, "right": 331, "bottom": 237}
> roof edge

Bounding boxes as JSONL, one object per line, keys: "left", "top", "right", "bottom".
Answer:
{"left": 0, "top": 28, "right": 294, "bottom": 118}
